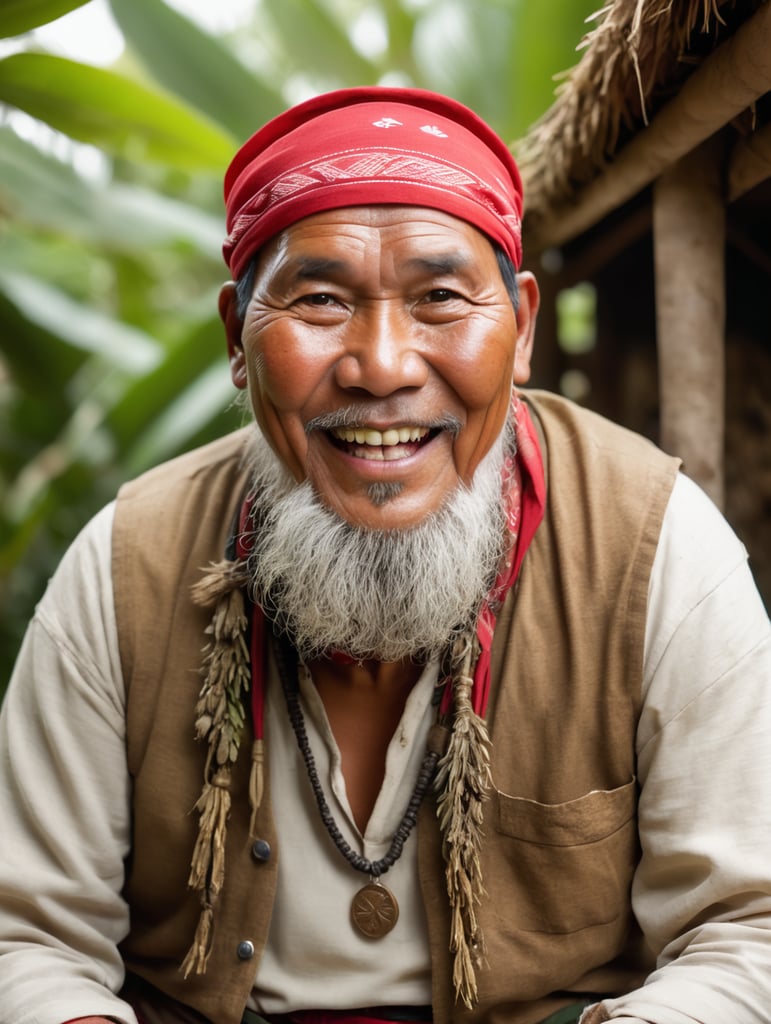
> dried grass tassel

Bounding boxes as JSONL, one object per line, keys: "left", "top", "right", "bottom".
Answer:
{"left": 181, "top": 901, "right": 214, "bottom": 980}
{"left": 191, "top": 557, "right": 250, "bottom": 607}
{"left": 182, "top": 560, "right": 251, "bottom": 977}
{"left": 181, "top": 768, "right": 232, "bottom": 977}
{"left": 435, "top": 631, "right": 492, "bottom": 1008}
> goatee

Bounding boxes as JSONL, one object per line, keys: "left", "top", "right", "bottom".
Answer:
{"left": 243, "top": 425, "right": 513, "bottom": 663}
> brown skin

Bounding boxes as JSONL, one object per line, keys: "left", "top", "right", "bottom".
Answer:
{"left": 220, "top": 205, "right": 539, "bottom": 828}
{"left": 310, "top": 658, "right": 423, "bottom": 830}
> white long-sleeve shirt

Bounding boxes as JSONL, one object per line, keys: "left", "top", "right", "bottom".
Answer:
{"left": 0, "top": 472, "right": 769, "bottom": 1024}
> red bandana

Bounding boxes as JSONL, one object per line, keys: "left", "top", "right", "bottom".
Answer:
{"left": 238, "top": 398, "right": 545, "bottom": 738}
{"left": 223, "top": 86, "right": 524, "bottom": 279}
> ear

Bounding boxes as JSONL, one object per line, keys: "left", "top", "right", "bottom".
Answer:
{"left": 219, "top": 282, "right": 248, "bottom": 390}
{"left": 512, "top": 272, "right": 539, "bottom": 385}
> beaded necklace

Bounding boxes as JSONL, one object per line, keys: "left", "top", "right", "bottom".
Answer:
{"left": 274, "top": 636, "right": 445, "bottom": 938}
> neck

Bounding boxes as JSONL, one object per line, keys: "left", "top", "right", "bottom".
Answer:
{"left": 309, "top": 654, "right": 424, "bottom": 692}
{"left": 307, "top": 654, "right": 425, "bottom": 832}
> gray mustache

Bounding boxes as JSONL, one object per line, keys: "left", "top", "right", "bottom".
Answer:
{"left": 306, "top": 408, "right": 462, "bottom": 437}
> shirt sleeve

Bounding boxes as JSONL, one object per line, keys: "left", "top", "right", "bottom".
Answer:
{"left": 0, "top": 503, "right": 138, "bottom": 1024}
{"left": 585, "top": 473, "right": 771, "bottom": 1024}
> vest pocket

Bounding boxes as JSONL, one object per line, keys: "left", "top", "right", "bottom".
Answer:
{"left": 488, "top": 778, "right": 638, "bottom": 933}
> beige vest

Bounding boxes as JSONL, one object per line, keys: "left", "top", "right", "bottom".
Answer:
{"left": 113, "top": 391, "right": 679, "bottom": 1024}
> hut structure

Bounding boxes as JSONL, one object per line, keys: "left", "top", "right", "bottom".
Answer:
{"left": 517, "top": 0, "right": 771, "bottom": 606}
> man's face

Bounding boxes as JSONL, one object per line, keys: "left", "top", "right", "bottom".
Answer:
{"left": 222, "top": 205, "right": 537, "bottom": 530}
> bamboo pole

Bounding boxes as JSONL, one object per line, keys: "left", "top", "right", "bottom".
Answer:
{"left": 524, "top": 1, "right": 771, "bottom": 252}
{"left": 653, "top": 135, "right": 726, "bottom": 508}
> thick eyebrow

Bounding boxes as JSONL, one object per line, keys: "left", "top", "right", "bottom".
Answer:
{"left": 404, "top": 254, "right": 474, "bottom": 277}
{"left": 280, "top": 252, "right": 474, "bottom": 283}
{"left": 290, "top": 256, "right": 349, "bottom": 280}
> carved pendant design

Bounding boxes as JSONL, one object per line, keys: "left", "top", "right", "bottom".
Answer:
{"left": 350, "top": 880, "right": 399, "bottom": 938}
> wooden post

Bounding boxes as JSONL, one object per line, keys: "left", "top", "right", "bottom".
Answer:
{"left": 653, "top": 135, "right": 726, "bottom": 507}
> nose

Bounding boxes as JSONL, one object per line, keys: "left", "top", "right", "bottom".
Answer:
{"left": 334, "top": 305, "right": 429, "bottom": 397}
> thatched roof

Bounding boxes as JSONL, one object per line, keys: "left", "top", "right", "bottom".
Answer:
{"left": 517, "top": 0, "right": 770, "bottom": 246}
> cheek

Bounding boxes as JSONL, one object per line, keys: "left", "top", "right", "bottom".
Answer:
{"left": 439, "top": 312, "right": 516, "bottom": 406}
{"left": 243, "top": 326, "right": 335, "bottom": 478}
{"left": 245, "top": 323, "right": 327, "bottom": 412}
{"left": 449, "top": 341, "right": 514, "bottom": 409}
{"left": 441, "top": 325, "right": 516, "bottom": 478}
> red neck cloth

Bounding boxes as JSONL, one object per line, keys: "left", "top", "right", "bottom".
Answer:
{"left": 223, "top": 87, "right": 524, "bottom": 279}
{"left": 238, "top": 399, "right": 545, "bottom": 738}
{"left": 464, "top": 397, "right": 545, "bottom": 716}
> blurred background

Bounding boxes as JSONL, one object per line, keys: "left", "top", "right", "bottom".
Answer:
{"left": 12, "top": 0, "right": 771, "bottom": 706}
{"left": 0, "top": 0, "right": 600, "bottom": 686}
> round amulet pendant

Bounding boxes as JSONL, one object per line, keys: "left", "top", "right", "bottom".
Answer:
{"left": 351, "top": 881, "right": 399, "bottom": 938}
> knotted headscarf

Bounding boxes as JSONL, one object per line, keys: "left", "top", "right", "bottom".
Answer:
{"left": 223, "top": 86, "right": 524, "bottom": 278}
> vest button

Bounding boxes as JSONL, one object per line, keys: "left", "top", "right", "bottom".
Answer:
{"left": 236, "top": 940, "right": 255, "bottom": 961}
{"left": 251, "top": 839, "right": 271, "bottom": 862}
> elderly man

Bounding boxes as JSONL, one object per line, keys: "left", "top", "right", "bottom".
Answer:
{"left": 0, "top": 87, "right": 769, "bottom": 1024}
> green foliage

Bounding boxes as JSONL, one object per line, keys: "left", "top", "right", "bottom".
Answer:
{"left": 507, "top": 0, "right": 594, "bottom": 140}
{"left": 0, "top": 0, "right": 595, "bottom": 691}
{"left": 261, "top": 0, "right": 376, "bottom": 85}
{"left": 0, "top": 53, "right": 236, "bottom": 166}
{"left": 108, "top": 0, "right": 285, "bottom": 140}
{"left": 0, "top": 0, "right": 90, "bottom": 38}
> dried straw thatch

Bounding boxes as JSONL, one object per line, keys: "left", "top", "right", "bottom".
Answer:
{"left": 517, "top": 0, "right": 768, "bottom": 226}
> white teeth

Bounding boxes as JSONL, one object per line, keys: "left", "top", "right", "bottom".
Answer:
{"left": 331, "top": 425, "right": 429, "bottom": 447}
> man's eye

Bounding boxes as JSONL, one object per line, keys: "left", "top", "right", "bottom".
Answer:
{"left": 302, "top": 293, "right": 337, "bottom": 306}
{"left": 426, "top": 288, "right": 460, "bottom": 303}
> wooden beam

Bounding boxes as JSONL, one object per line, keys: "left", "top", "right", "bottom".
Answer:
{"left": 553, "top": 206, "right": 652, "bottom": 288}
{"left": 524, "top": 2, "right": 771, "bottom": 252}
{"left": 653, "top": 136, "right": 726, "bottom": 508}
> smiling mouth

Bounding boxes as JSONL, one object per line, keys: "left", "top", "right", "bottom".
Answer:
{"left": 328, "top": 425, "right": 434, "bottom": 462}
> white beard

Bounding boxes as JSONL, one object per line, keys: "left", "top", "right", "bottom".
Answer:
{"left": 243, "top": 425, "right": 513, "bottom": 663}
